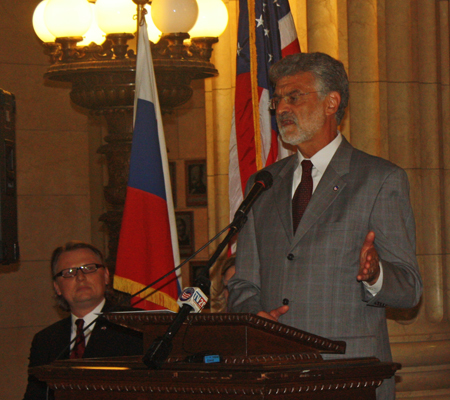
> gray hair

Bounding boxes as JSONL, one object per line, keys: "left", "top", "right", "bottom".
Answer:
{"left": 269, "top": 52, "right": 349, "bottom": 125}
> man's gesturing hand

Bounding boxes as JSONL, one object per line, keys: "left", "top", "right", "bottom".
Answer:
{"left": 357, "top": 231, "right": 380, "bottom": 285}
{"left": 257, "top": 305, "right": 289, "bottom": 322}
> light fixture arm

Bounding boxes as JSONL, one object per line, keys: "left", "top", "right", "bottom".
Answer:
{"left": 55, "top": 37, "right": 83, "bottom": 62}
{"left": 106, "top": 33, "right": 135, "bottom": 60}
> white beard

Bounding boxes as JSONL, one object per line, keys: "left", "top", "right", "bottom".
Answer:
{"left": 278, "top": 106, "right": 326, "bottom": 146}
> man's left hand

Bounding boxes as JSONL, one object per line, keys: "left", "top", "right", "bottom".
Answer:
{"left": 257, "top": 305, "right": 289, "bottom": 322}
{"left": 357, "top": 231, "right": 380, "bottom": 285}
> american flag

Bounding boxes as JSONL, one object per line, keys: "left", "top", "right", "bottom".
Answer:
{"left": 229, "top": 0, "right": 300, "bottom": 222}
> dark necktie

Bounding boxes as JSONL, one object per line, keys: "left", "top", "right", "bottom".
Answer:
{"left": 292, "top": 160, "right": 313, "bottom": 234}
{"left": 70, "top": 319, "right": 86, "bottom": 359}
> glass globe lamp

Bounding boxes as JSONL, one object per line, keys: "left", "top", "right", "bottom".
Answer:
{"left": 151, "top": 0, "right": 198, "bottom": 34}
{"left": 144, "top": 4, "right": 162, "bottom": 44}
{"left": 189, "top": 0, "right": 228, "bottom": 38}
{"left": 44, "top": 0, "right": 92, "bottom": 38}
{"left": 95, "top": 0, "right": 137, "bottom": 34}
{"left": 78, "top": 2, "right": 106, "bottom": 46}
{"left": 32, "top": 0, "right": 55, "bottom": 43}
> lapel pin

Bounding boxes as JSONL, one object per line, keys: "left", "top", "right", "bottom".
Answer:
{"left": 101, "top": 326, "right": 107, "bottom": 330}
{"left": 333, "top": 186, "right": 339, "bottom": 191}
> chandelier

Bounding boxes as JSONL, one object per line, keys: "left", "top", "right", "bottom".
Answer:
{"left": 32, "top": 0, "right": 228, "bottom": 111}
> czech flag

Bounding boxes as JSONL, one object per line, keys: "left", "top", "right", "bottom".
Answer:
{"left": 114, "top": 17, "right": 181, "bottom": 311}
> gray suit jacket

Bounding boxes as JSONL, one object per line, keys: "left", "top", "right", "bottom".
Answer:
{"left": 228, "top": 137, "right": 422, "bottom": 365}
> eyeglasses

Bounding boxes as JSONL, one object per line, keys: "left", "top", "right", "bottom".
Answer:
{"left": 53, "top": 264, "right": 105, "bottom": 279}
{"left": 269, "top": 90, "right": 323, "bottom": 110}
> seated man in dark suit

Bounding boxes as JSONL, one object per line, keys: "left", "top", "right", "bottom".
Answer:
{"left": 23, "top": 241, "right": 143, "bottom": 400}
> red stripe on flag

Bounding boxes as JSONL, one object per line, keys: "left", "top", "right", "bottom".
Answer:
{"left": 235, "top": 73, "right": 258, "bottom": 194}
{"left": 116, "top": 187, "right": 178, "bottom": 309}
{"left": 266, "top": 129, "right": 279, "bottom": 166}
{"left": 282, "top": 39, "right": 300, "bottom": 57}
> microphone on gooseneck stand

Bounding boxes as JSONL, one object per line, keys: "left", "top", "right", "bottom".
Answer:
{"left": 231, "top": 170, "right": 273, "bottom": 231}
{"left": 142, "top": 286, "right": 208, "bottom": 369}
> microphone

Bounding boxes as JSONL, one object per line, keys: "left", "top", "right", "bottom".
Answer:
{"left": 142, "top": 287, "right": 208, "bottom": 369}
{"left": 177, "top": 287, "right": 208, "bottom": 311}
{"left": 232, "top": 170, "right": 273, "bottom": 223}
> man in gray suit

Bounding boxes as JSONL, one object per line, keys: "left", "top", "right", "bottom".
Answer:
{"left": 227, "top": 52, "right": 423, "bottom": 399}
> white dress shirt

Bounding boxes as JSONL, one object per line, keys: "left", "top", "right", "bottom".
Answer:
{"left": 70, "top": 298, "right": 105, "bottom": 349}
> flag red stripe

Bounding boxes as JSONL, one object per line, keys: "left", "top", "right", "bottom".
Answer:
{"left": 282, "top": 39, "right": 301, "bottom": 57}
{"left": 116, "top": 187, "right": 178, "bottom": 301}
{"left": 266, "top": 129, "right": 279, "bottom": 166}
{"left": 235, "top": 73, "right": 258, "bottom": 194}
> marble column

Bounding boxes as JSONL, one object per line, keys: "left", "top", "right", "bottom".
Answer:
{"left": 347, "top": 0, "right": 380, "bottom": 154}
{"left": 306, "top": 0, "right": 351, "bottom": 138}
{"left": 385, "top": 0, "right": 450, "bottom": 397}
{"left": 205, "top": 0, "right": 236, "bottom": 296}
{"left": 307, "top": 0, "right": 339, "bottom": 58}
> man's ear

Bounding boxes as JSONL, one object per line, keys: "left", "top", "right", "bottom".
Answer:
{"left": 325, "top": 91, "right": 341, "bottom": 117}
{"left": 104, "top": 267, "right": 110, "bottom": 285}
{"left": 53, "top": 280, "right": 61, "bottom": 296}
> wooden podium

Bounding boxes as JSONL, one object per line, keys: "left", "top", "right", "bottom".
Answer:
{"left": 31, "top": 312, "right": 399, "bottom": 399}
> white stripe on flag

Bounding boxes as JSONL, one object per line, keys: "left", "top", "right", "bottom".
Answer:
{"left": 279, "top": 12, "right": 297, "bottom": 50}
{"left": 228, "top": 111, "right": 243, "bottom": 222}
{"left": 259, "top": 89, "right": 272, "bottom": 166}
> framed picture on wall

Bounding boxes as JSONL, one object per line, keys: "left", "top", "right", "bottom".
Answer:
{"left": 189, "top": 260, "right": 210, "bottom": 308}
{"left": 185, "top": 159, "right": 207, "bottom": 207}
{"left": 169, "top": 161, "right": 177, "bottom": 208}
{"left": 175, "top": 211, "right": 194, "bottom": 258}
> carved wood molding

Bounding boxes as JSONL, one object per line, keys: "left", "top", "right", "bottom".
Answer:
{"left": 104, "top": 312, "right": 346, "bottom": 354}
{"left": 48, "top": 378, "right": 383, "bottom": 395}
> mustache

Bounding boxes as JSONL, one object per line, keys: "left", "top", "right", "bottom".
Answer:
{"left": 277, "top": 113, "right": 298, "bottom": 124}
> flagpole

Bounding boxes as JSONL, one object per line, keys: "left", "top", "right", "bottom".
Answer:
{"left": 133, "top": 0, "right": 147, "bottom": 124}
{"left": 247, "top": 0, "right": 263, "bottom": 171}
{"left": 133, "top": 0, "right": 149, "bottom": 49}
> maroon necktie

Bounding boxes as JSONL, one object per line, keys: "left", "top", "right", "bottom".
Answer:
{"left": 70, "top": 319, "right": 86, "bottom": 359}
{"left": 292, "top": 160, "right": 313, "bottom": 234}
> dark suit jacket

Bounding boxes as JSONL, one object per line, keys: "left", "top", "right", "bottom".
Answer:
{"left": 228, "top": 137, "right": 423, "bottom": 400}
{"left": 23, "top": 302, "right": 143, "bottom": 400}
